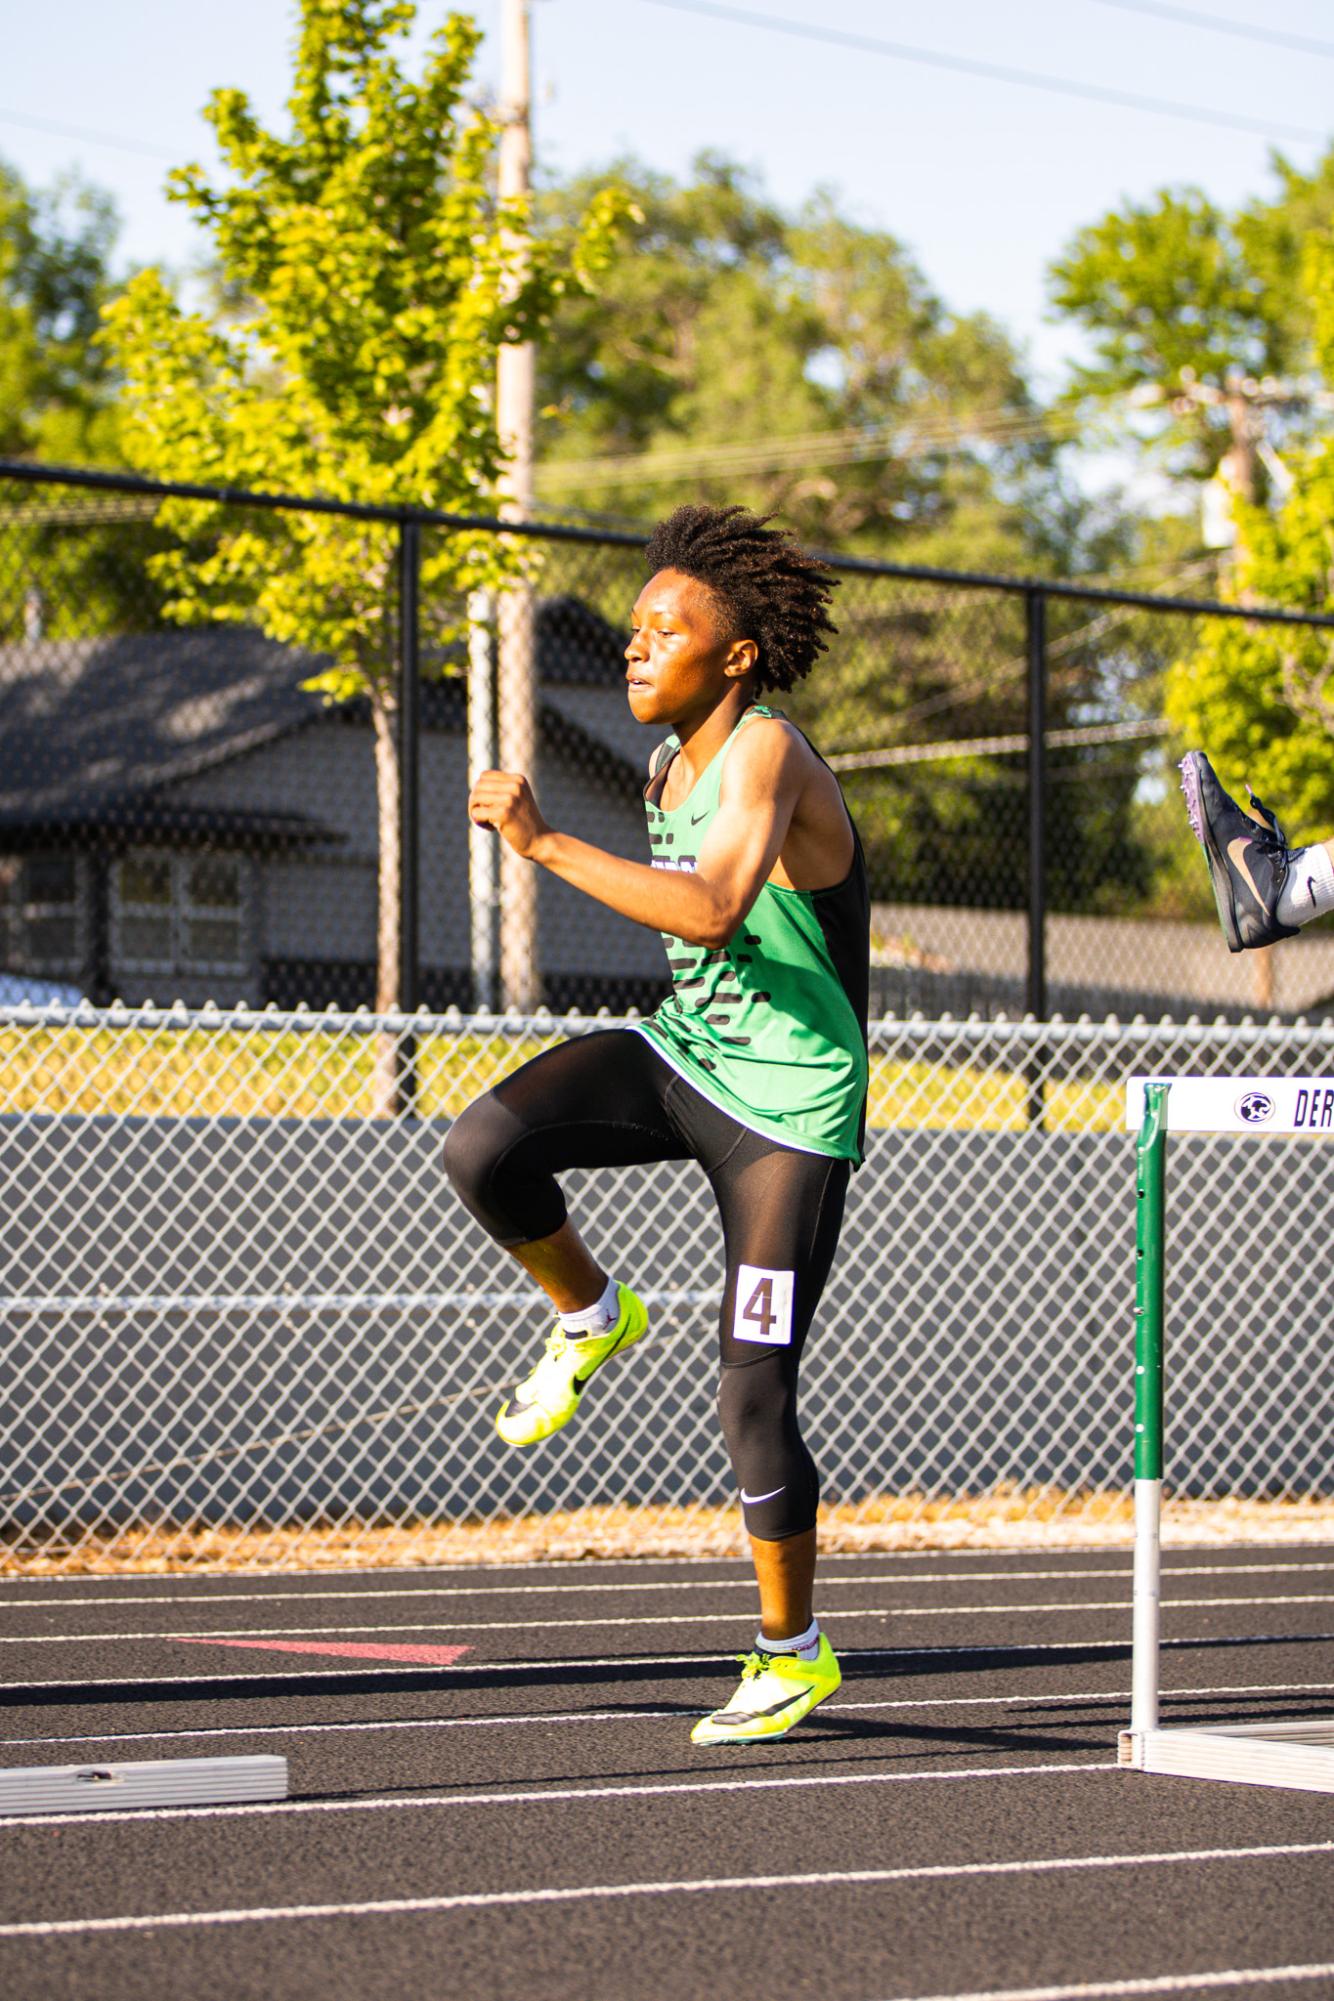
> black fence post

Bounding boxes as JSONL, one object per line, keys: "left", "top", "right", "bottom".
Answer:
{"left": 397, "top": 516, "right": 421, "bottom": 1111}
{"left": 1026, "top": 586, "right": 1047, "bottom": 1128}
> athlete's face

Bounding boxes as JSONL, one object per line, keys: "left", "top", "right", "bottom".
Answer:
{"left": 625, "top": 568, "right": 756, "bottom": 725}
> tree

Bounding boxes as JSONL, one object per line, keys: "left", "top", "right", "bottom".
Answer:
{"left": 530, "top": 158, "right": 1166, "bottom": 921}
{"left": 102, "top": 0, "right": 628, "bottom": 1093}
{"left": 530, "top": 154, "right": 1186, "bottom": 925}
{"left": 1047, "top": 151, "right": 1334, "bottom": 511}
{"left": 0, "top": 156, "right": 121, "bottom": 464}
{"left": 534, "top": 156, "right": 1051, "bottom": 559}
{"left": 1164, "top": 232, "right": 1334, "bottom": 845}
{"left": 1044, "top": 153, "right": 1334, "bottom": 938}
{"left": 0, "top": 158, "right": 165, "bottom": 649}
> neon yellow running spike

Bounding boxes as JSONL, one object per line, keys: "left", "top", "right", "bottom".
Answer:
{"left": 691, "top": 1634, "right": 841, "bottom": 1745}
{"left": 495, "top": 1284, "right": 649, "bottom": 1447}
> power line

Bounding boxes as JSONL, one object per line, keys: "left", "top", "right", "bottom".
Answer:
{"left": 636, "top": 0, "right": 1328, "bottom": 143}
{"left": 841, "top": 564, "right": 1215, "bottom": 737}
{"left": 825, "top": 717, "right": 1168, "bottom": 774}
{"left": 0, "top": 107, "right": 179, "bottom": 162}
{"left": 536, "top": 405, "right": 1083, "bottom": 491}
{"left": 1087, "top": 0, "right": 1334, "bottom": 61}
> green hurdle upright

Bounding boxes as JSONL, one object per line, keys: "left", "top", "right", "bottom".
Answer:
{"left": 1118, "top": 1074, "right": 1334, "bottom": 1793}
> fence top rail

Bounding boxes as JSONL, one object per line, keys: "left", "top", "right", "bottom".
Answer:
{"left": 5, "top": 456, "right": 1334, "bottom": 630}
{"left": 3, "top": 1001, "right": 1334, "bottom": 1049}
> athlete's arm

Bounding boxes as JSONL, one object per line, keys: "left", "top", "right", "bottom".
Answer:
{"left": 468, "top": 721, "right": 810, "bottom": 948}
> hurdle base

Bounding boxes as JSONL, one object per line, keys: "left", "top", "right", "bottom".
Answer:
{"left": 1118, "top": 1720, "right": 1334, "bottom": 1794}
{"left": 0, "top": 1754, "right": 288, "bottom": 1815}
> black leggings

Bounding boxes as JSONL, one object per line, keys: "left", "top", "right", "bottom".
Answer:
{"left": 442, "top": 1030, "right": 849, "bottom": 1541}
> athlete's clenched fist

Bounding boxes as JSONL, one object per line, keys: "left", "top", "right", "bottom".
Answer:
{"left": 468, "top": 770, "right": 550, "bottom": 859}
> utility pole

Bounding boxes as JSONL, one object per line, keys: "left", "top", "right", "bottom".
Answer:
{"left": 467, "top": 589, "right": 499, "bottom": 1013}
{"left": 1175, "top": 365, "right": 1320, "bottom": 550}
{"left": 495, "top": 0, "right": 541, "bottom": 1012}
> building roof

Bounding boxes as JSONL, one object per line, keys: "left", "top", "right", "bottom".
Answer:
{"left": 0, "top": 596, "right": 652, "bottom": 838}
{"left": 0, "top": 627, "right": 327, "bottom": 821}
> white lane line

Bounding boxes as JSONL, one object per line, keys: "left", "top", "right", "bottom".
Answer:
{"left": 2, "top": 1840, "right": 1330, "bottom": 1938}
{"left": 0, "top": 1758, "right": 1111, "bottom": 1829}
{"left": 2, "top": 1562, "right": 1330, "bottom": 1610}
{"left": 5, "top": 1543, "right": 1325, "bottom": 1592}
{"left": 883, "top": 1962, "right": 1334, "bottom": 2001}
{"left": 0, "top": 1704, "right": 685, "bottom": 1748}
{"left": 4, "top": 1593, "right": 1332, "bottom": 1647}
{"left": 9, "top": 1679, "right": 1333, "bottom": 1751}
{"left": 8, "top": 1629, "right": 1327, "bottom": 1696}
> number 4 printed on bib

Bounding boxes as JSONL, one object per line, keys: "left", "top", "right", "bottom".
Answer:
{"left": 734, "top": 1265, "right": 795, "bottom": 1347}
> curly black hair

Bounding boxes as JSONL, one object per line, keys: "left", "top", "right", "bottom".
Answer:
{"left": 642, "top": 504, "right": 839, "bottom": 694}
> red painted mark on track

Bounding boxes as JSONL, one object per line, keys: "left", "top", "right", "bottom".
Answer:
{"left": 173, "top": 1638, "right": 471, "bottom": 1666}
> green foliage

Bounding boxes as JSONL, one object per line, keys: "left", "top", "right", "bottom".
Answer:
{"left": 101, "top": 0, "right": 632, "bottom": 693}
{"left": 0, "top": 158, "right": 159, "bottom": 646}
{"left": 532, "top": 157, "right": 1176, "bottom": 912}
{"left": 1165, "top": 233, "right": 1334, "bottom": 837}
{"left": 1047, "top": 149, "right": 1334, "bottom": 481}
{"left": 536, "top": 155, "right": 1050, "bottom": 559}
{"left": 0, "top": 155, "right": 121, "bottom": 463}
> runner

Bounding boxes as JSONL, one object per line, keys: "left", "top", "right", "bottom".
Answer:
{"left": 1180, "top": 750, "right": 1334, "bottom": 950}
{"left": 445, "top": 502, "right": 868, "bottom": 1745}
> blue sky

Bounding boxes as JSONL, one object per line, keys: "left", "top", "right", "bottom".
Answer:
{"left": 2, "top": 0, "right": 1330, "bottom": 401}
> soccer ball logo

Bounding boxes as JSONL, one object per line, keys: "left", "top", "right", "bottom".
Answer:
{"left": 1236, "top": 1090, "right": 1275, "bottom": 1124}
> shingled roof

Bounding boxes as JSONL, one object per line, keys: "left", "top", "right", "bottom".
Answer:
{"left": 0, "top": 596, "right": 650, "bottom": 840}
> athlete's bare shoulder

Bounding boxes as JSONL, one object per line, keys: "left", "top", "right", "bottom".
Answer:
{"left": 726, "top": 712, "right": 852, "bottom": 889}
{"left": 721, "top": 711, "right": 813, "bottom": 790}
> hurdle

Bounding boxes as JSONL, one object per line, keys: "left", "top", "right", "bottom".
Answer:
{"left": 0, "top": 1669, "right": 286, "bottom": 1814}
{"left": 0, "top": 1753, "right": 288, "bottom": 1815}
{"left": 1118, "top": 1074, "right": 1334, "bottom": 1793}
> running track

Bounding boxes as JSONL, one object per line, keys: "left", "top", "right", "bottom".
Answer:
{"left": 1, "top": 1545, "right": 1332, "bottom": 2000}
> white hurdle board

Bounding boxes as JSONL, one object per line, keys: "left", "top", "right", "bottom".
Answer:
{"left": 0, "top": 1755, "right": 288, "bottom": 1817}
{"left": 1125, "top": 1721, "right": 1334, "bottom": 1793}
{"left": 1118, "top": 1075, "right": 1334, "bottom": 1793}
{"left": 1124, "top": 1073, "right": 1334, "bottom": 1134}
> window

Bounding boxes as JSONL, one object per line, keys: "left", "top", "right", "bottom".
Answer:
{"left": 182, "top": 857, "right": 244, "bottom": 967}
{"left": 0, "top": 854, "right": 81, "bottom": 973}
{"left": 116, "top": 854, "right": 173, "bottom": 968}
{"left": 113, "top": 851, "right": 249, "bottom": 976}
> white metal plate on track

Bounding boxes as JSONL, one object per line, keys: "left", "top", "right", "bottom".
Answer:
{"left": 0, "top": 1754, "right": 288, "bottom": 1815}
{"left": 1120, "top": 1720, "right": 1334, "bottom": 1794}
{"left": 1124, "top": 1074, "right": 1334, "bottom": 1134}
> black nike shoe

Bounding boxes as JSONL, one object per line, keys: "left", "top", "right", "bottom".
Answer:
{"left": 1179, "top": 751, "right": 1300, "bottom": 953}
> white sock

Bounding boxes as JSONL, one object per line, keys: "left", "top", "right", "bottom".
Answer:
{"left": 757, "top": 1617, "right": 821, "bottom": 1661}
{"left": 1277, "top": 844, "right": 1334, "bottom": 929}
{"left": 559, "top": 1276, "right": 620, "bottom": 1337}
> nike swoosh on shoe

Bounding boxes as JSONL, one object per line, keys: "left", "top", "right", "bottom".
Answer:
{"left": 1226, "top": 834, "right": 1268, "bottom": 904}
{"left": 708, "top": 1690, "right": 812, "bottom": 1727}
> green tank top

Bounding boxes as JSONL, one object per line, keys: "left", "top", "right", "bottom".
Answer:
{"left": 634, "top": 704, "right": 870, "bottom": 1163}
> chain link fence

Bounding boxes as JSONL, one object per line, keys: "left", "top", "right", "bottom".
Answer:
{"left": 6, "top": 461, "right": 1334, "bottom": 1029}
{"left": 2, "top": 1004, "right": 1330, "bottom": 1574}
